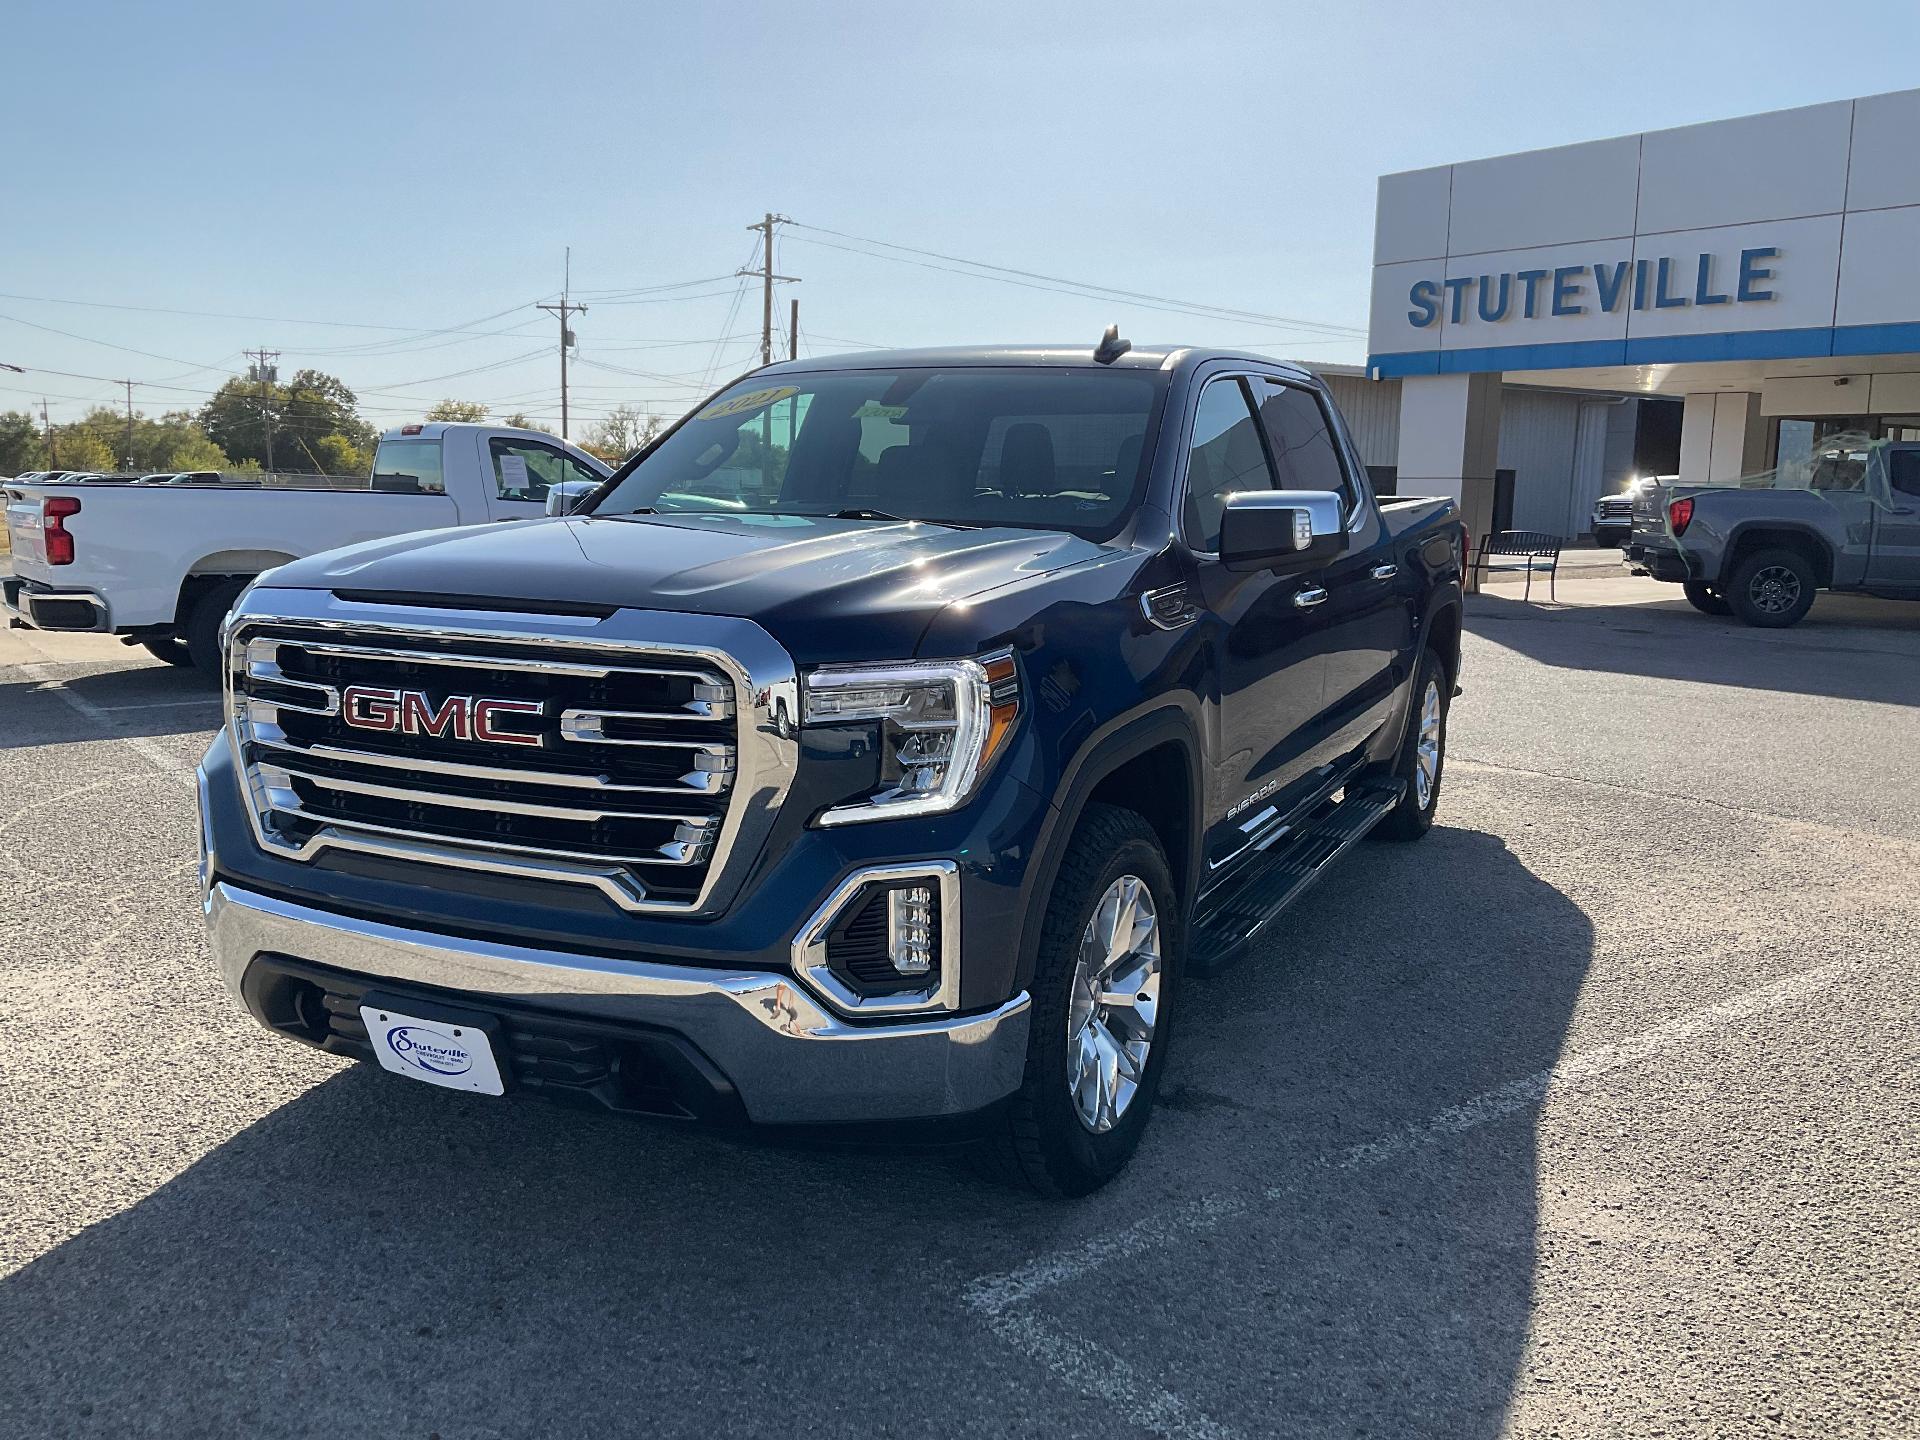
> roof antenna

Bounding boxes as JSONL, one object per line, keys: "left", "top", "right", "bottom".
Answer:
{"left": 1093, "top": 324, "right": 1132, "bottom": 365}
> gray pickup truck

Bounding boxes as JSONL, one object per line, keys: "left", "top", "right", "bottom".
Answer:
{"left": 1628, "top": 436, "right": 1920, "bottom": 626}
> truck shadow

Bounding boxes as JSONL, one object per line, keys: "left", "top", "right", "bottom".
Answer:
{"left": 1469, "top": 589, "right": 1920, "bottom": 707}
{"left": 0, "top": 663, "right": 222, "bottom": 749}
{"left": 0, "top": 826, "right": 1584, "bottom": 1439}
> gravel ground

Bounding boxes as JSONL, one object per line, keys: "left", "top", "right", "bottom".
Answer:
{"left": 1, "top": 574, "right": 1915, "bottom": 1439}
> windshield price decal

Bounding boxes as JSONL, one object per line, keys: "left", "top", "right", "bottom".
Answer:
{"left": 697, "top": 386, "right": 798, "bottom": 421}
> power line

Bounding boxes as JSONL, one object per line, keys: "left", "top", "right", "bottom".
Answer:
{"left": 0, "top": 290, "right": 555, "bottom": 342}
{"left": 784, "top": 221, "right": 1366, "bottom": 337}
{"left": 800, "top": 330, "right": 892, "bottom": 351}
{"left": 0, "top": 310, "right": 247, "bottom": 376}
{"left": 572, "top": 275, "right": 742, "bottom": 301}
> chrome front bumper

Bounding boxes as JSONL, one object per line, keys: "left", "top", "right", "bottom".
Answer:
{"left": 205, "top": 882, "right": 1031, "bottom": 1125}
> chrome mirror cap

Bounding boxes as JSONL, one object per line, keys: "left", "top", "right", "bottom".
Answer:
{"left": 546, "top": 479, "right": 598, "bottom": 516}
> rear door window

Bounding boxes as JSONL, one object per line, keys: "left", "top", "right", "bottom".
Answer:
{"left": 1890, "top": 448, "right": 1920, "bottom": 498}
{"left": 1253, "top": 379, "right": 1355, "bottom": 513}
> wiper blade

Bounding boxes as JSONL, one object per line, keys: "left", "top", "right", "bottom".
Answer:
{"left": 830, "top": 507, "right": 905, "bottom": 521}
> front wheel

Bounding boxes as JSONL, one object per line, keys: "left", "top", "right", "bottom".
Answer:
{"left": 1682, "top": 579, "right": 1733, "bottom": 616}
{"left": 979, "top": 805, "right": 1180, "bottom": 1197}
{"left": 1727, "top": 548, "right": 1817, "bottom": 628}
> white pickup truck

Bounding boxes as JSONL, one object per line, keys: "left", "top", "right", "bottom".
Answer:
{"left": 4, "top": 422, "right": 610, "bottom": 669}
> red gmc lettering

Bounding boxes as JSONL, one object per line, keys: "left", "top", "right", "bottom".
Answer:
{"left": 342, "top": 685, "right": 402, "bottom": 731}
{"left": 400, "top": 690, "right": 468, "bottom": 739}
{"left": 340, "top": 685, "right": 543, "bottom": 746}
{"left": 472, "top": 698, "right": 544, "bottom": 747}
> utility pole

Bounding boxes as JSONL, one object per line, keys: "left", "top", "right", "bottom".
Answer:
{"left": 123, "top": 380, "right": 135, "bottom": 470}
{"left": 738, "top": 214, "right": 797, "bottom": 367}
{"left": 245, "top": 347, "right": 279, "bottom": 470}
{"left": 537, "top": 247, "right": 588, "bottom": 439}
{"left": 789, "top": 297, "right": 799, "bottom": 362}
{"left": 41, "top": 398, "right": 55, "bottom": 467}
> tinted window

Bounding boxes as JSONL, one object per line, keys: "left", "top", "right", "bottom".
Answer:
{"left": 1890, "top": 448, "right": 1920, "bottom": 497}
{"left": 1254, "top": 379, "right": 1353, "bottom": 510}
{"left": 489, "top": 437, "right": 603, "bottom": 503}
{"left": 1183, "top": 377, "right": 1273, "bottom": 551}
{"left": 370, "top": 438, "right": 444, "bottom": 495}
{"left": 593, "top": 369, "right": 1161, "bottom": 538}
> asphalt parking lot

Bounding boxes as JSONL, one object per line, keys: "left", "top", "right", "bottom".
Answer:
{"left": 2, "top": 563, "right": 1916, "bottom": 1439}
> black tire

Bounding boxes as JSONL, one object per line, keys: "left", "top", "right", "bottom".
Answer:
{"left": 184, "top": 580, "right": 247, "bottom": 674}
{"left": 978, "top": 805, "right": 1181, "bottom": 1198}
{"left": 1727, "top": 547, "right": 1817, "bottom": 629}
{"left": 1682, "top": 579, "right": 1734, "bottom": 617}
{"left": 137, "top": 635, "right": 194, "bottom": 667}
{"left": 1372, "top": 647, "right": 1448, "bottom": 843}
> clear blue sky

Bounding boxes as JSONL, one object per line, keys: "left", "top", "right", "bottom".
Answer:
{"left": 6, "top": 0, "right": 1919, "bottom": 433}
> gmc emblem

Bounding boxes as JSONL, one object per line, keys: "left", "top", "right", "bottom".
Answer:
{"left": 340, "top": 685, "right": 544, "bottom": 747}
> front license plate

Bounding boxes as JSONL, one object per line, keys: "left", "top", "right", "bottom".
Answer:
{"left": 359, "top": 1004, "right": 506, "bottom": 1096}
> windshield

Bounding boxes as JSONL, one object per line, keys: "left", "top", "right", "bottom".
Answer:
{"left": 592, "top": 367, "right": 1163, "bottom": 538}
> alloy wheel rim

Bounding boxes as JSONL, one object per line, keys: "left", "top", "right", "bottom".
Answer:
{"left": 1750, "top": 566, "right": 1801, "bottom": 614}
{"left": 1414, "top": 680, "right": 1442, "bottom": 809}
{"left": 1066, "top": 875, "right": 1161, "bottom": 1134}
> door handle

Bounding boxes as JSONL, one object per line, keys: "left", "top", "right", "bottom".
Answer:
{"left": 1293, "top": 585, "right": 1328, "bottom": 608}
{"left": 1370, "top": 563, "right": 1399, "bottom": 581}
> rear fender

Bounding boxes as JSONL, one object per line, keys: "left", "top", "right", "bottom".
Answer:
{"left": 1717, "top": 523, "right": 1835, "bottom": 588}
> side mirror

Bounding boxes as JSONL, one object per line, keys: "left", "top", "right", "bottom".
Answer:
{"left": 545, "top": 479, "right": 597, "bottom": 517}
{"left": 1218, "top": 490, "right": 1348, "bottom": 572}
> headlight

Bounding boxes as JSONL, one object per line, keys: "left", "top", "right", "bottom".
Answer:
{"left": 804, "top": 651, "right": 1021, "bottom": 825}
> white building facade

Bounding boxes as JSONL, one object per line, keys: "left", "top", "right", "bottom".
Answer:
{"left": 1368, "top": 87, "right": 1920, "bottom": 543}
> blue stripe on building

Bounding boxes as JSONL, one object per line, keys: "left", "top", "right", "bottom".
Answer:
{"left": 1370, "top": 321, "right": 1920, "bottom": 377}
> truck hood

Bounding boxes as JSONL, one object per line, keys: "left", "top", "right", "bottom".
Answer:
{"left": 260, "top": 512, "right": 1115, "bottom": 663}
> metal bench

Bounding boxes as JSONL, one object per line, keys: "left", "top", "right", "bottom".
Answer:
{"left": 1473, "top": 530, "right": 1562, "bottom": 600}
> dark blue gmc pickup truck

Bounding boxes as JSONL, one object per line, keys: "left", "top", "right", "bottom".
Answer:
{"left": 197, "top": 336, "right": 1464, "bottom": 1195}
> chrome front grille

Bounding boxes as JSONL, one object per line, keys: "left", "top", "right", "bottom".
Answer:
{"left": 224, "top": 593, "right": 800, "bottom": 914}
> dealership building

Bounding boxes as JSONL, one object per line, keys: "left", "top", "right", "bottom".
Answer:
{"left": 1365, "top": 85, "right": 1920, "bottom": 544}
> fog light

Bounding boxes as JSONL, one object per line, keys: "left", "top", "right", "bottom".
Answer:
{"left": 887, "top": 885, "right": 934, "bottom": 975}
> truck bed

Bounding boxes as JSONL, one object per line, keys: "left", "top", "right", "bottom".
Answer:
{"left": 4, "top": 480, "right": 461, "bottom": 631}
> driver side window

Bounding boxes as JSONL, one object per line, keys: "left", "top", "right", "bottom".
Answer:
{"left": 1183, "top": 377, "right": 1275, "bottom": 552}
{"left": 489, "top": 438, "right": 602, "bottom": 503}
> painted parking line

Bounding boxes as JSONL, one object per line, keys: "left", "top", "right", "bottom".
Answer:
{"left": 964, "top": 960, "right": 1852, "bottom": 1439}
{"left": 92, "top": 697, "right": 222, "bottom": 713}
{"left": 17, "top": 661, "right": 198, "bottom": 788}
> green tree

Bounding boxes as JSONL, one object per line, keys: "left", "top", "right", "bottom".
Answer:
{"left": 504, "top": 411, "right": 532, "bottom": 429}
{"left": 312, "top": 433, "right": 370, "bottom": 477}
{"left": 0, "top": 411, "right": 44, "bottom": 474}
{"left": 60, "top": 405, "right": 235, "bottom": 473}
{"left": 161, "top": 429, "right": 231, "bottom": 472}
{"left": 200, "top": 368, "right": 370, "bottom": 472}
{"left": 51, "top": 427, "right": 115, "bottom": 472}
{"left": 425, "top": 399, "right": 488, "bottom": 422}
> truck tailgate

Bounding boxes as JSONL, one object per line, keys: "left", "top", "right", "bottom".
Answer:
{"left": 4, "top": 492, "right": 53, "bottom": 576}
